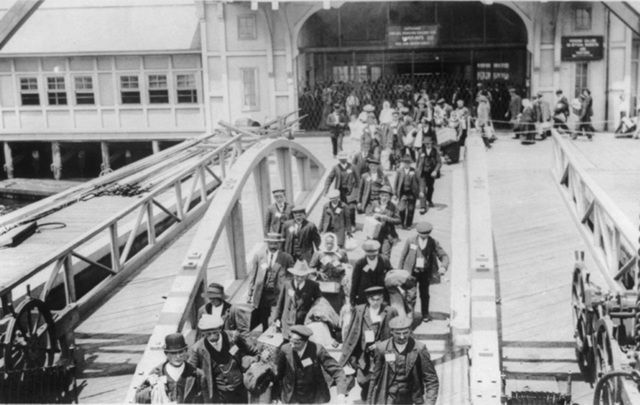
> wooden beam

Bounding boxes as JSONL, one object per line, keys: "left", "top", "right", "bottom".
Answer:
{"left": 0, "top": 0, "right": 44, "bottom": 50}
{"left": 225, "top": 200, "right": 247, "bottom": 279}
{"left": 51, "top": 141, "right": 62, "bottom": 180}
{"left": 100, "top": 141, "right": 111, "bottom": 174}
{"left": 253, "top": 158, "right": 272, "bottom": 231}
{"left": 276, "top": 147, "right": 294, "bottom": 203}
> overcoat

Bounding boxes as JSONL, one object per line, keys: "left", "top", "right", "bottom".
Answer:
{"left": 350, "top": 255, "right": 392, "bottom": 306}
{"left": 275, "top": 279, "right": 322, "bottom": 339}
{"left": 135, "top": 362, "right": 206, "bottom": 404}
{"left": 282, "top": 219, "right": 321, "bottom": 263}
{"left": 264, "top": 202, "right": 293, "bottom": 235}
{"left": 248, "top": 249, "right": 294, "bottom": 307}
{"left": 323, "top": 162, "right": 360, "bottom": 201}
{"left": 357, "top": 169, "right": 390, "bottom": 209}
{"left": 393, "top": 168, "right": 420, "bottom": 198}
{"left": 319, "top": 200, "right": 351, "bottom": 247}
{"left": 398, "top": 235, "right": 449, "bottom": 274}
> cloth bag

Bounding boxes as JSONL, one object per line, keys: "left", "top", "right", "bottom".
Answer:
{"left": 363, "top": 216, "right": 381, "bottom": 239}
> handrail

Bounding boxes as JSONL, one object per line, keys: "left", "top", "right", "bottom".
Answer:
{"left": 551, "top": 132, "right": 639, "bottom": 291}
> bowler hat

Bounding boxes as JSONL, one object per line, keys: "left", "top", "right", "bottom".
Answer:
{"left": 290, "top": 325, "right": 313, "bottom": 339}
{"left": 416, "top": 222, "right": 433, "bottom": 234}
{"left": 362, "top": 239, "right": 381, "bottom": 252}
{"left": 265, "top": 232, "right": 285, "bottom": 242}
{"left": 202, "top": 282, "right": 227, "bottom": 299}
{"left": 389, "top": 316, "right": 412, "bottom": 330}
{"left": 288, "top": 260, "right": 314, "bottom": 277}
{"left": 198, "top": 314, "right": 224, "bottom": 331}
{"left": 163, "top": 333, "right": 188, "bottom": 353}
{"left": 327, "top": 189, "right": 340, "bottom": 200}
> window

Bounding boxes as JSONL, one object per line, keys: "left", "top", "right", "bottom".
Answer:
{"left": 238, "top": 15, "right": 257, "bottom": 40}
{"left": 74, "top": 76, "right": 95, "bottom": 105}
{"left": 476, "top": 63, "right": 491, "bottom": 81}
{"left": 241, "top": 68, "right": 258, "bottom": 110}
{"left": 575, "top": 63, "right": 588, "bottom": 97}
{"left": 120, "top": 75, "right": 141, "bottom": 104}
{"left": 148, "top": 74, "right": 169, "bottom": 103}
{"left": 47, "top": 77, "right": 67, "bottom": 105}
{"left": 332, "top": 66, "right": 349, "bottom": 82}
{"left": 176, "top": 74, "right": 198, "bottom": 103}
{"left": 575, "top": 6, "right": 591, "bottom": 31}
{"left": 20, "top": 77, "right": 39, "bottom": 105}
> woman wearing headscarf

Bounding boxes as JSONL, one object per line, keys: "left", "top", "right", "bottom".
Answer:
{"left": 378, "top": 100, "right": 395, "bottom": 125}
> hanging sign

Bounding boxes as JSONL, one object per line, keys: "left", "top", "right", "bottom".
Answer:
{"left": 561, "top": 36, "right": 604, "bottom": 61}
{"left": 387, "top": 25, "right": 439, "bottom": 48}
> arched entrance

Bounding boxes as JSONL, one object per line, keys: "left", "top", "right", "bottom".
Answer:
{"left": 296, "top": 1, "right": 528, "bottom": 129}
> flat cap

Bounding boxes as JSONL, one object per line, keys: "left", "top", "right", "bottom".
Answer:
{"left": 379, "top": 185, "right": 393, "bottom": 195}
{"left": 364, "top": 286, "right": 385, "bottom": 296}
{"left": 198, "top": 314, "right": 224, "bottom": 331}
{"left": 291, "top": 205, "right": 306, "bottom": 214}
{"left": 337, "top": 151, "right": 349, "bottom": 159}
{"left": 272, "top": 188, "right": 285, "bottom": 194}
{"left": 367, "top": 158, "right": 380, "bottom": 165}
{"left": 416, "top": 222, "right": 433, "bottom": 234}
{"left": 401, "top": 155, "right": 413, "bottom": 163}
{"left": 389, "top": 316, "right": 413, "bottom": 330}
{"left": 362, "top": 239, "right": 381, "bottom": 252}
{"left": 327, "top": 189, "right": 340, "bottom": 200}
{"left": 290, "top": 325, "right": 313, "bottom": 338}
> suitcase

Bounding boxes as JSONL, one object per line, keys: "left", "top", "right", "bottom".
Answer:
{"left": 439, "top": 139, "right": 460, "bottom": 164}
{"left": 363, "top": 216, "right": 382, "bottom": 239}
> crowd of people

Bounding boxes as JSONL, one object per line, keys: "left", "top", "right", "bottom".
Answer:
{"left": 135, "top": 127, "right": 451, "bottom": 403}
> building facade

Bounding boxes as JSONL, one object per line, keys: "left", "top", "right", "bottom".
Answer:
{"left": 0, "top": 0, "right": 637, "bottom": 178}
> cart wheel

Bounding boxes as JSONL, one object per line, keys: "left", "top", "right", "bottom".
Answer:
{"left": 571, "top": 267, "right": 595, "bottom": 382}
{"left": 593, "top": 318, "right": 622, "bottom": 404}
{"left": 2, "top": 298, "right": 58, "bottom": 371}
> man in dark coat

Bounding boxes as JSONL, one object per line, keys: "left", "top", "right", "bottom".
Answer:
{"left": 136, "top": 333, "right": 206, "bottom": 404}
{"left": 275, "top": 325, "right": 348, "bottom": 403}
{"left": 275, "top": 261, "right": 322, "bottom": 340}
{"left": 576, "top": 88, "right": 595, "bottom": 140}
{"left": 397, "top": 222, "right": 449, "bottom": 323}
{"left": 352, "top": 143, "right": 371, "bottom": 178}
{"left": 247, "top": 232, "right": 295, "bottom": 331}
{"left": 264, "top": 188, "right": 293, "bottom": 235}
{"left": 326, "top": 103, "right": 348, "bottom": 158}
{"left": 357, "top": 158, "right": 390, "bottom": 213}
{"left": 553, "top": 89, "right": 570, "bottom": 133}
{"left": 416, "top": 137, "right": 442, "bottom": 214}
{"left": 367, "top": 316, "right": 439, "bottom": 405}
{"left": 319, "top": 189, "right": 352, "bottom": 247}
{"left": 393, "top": 155, "right": 420, "bottom": 229}
{"left": 283, "top": 206, "right": 321, "bottom": 263}
{"left": 506, "top": 88, "right": 522, "bottom": 139}
{"left": 350, "top": 240, "right": 392, "bottom": 306}
{"left": 365, "top": 185, "right": 401, "bottom": 259}
{"left": 340, "top": 286, "right": 398, "bottom": 401}
{"left": 323, "top": 151, "right": 359, "bottom": 228}
{"left": 187, "top": 314, "right": 258, "bottom": 403}
{"left": 197, "top": 283, "right": 240, "bottom": 333}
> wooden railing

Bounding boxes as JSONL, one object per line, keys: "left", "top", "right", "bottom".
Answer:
{"left": 551, "top": 133, "right": 639, "bottom": 292}
{"left": 124, "top": 137, "right": 327, "bottom": 403}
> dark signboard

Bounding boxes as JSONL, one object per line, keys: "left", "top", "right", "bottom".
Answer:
{"left": 561, "top": 36, "right": 604, "bottom": 61}
{"left": 387, "top": 25, "right": 439, "bottom": 48}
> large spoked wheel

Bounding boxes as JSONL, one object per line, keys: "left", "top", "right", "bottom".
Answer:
{"left": 572, "top": 267, "right": 595, "bottom": 382}
{"left": 2, "top": 298, "right": 58, "bottom": 371}
{"left": 593, "top": 318, "right": 621, "bottom": 405}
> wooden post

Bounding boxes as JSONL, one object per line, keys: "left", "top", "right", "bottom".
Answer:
{"left": 100, "top": 142, "right": 111, "bottom": 174}
{"left": 253, "top": 158, "right": 272, "bottom": 227}
{"left": 276, "top": 147, "right": 294, "bottom": 203}
{"left": 51, "top": 141, "right": 62, "bottom": 180}
{"left": 3, "top": 142, "right": 13, "bottom": 179}
{"left": 152, "top": 141, "right": 161, "bottom": 154}
{"left": 225, "top": 200, "right": 247, "bottom": 279}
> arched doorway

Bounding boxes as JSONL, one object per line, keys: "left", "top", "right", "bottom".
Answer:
{"left": 296, "top": 1, "right": 528, "bottom": 129}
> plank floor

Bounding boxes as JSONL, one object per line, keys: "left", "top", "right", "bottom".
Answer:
{"left": 487, "top": 135, "right": 606, "bottom": 404}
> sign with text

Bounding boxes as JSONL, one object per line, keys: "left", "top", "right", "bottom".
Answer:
{"left": 387, "top": 25, "right": 439, "bottom": 48}
{"left": 561, "top": 36, "right": 604, "bottom": 61}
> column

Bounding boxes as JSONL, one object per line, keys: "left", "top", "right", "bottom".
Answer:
{"left": 3, "top": 142, "right": 13, "bottom": 179}
{"left": 100, "top": 142, "right": 111, "bottom": 174}
{"left": 51, "top": 141, "right": 62, "bottom": 180}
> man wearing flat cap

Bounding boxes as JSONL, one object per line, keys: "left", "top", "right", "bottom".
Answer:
{"left": 416, "top": 136, "right": 442, "bottom": 214}
{"left": 282, "top": 206, "right": 321, "bottom": 263}
{"left": 197, "top": 283, "right": 239, "bottom": 333}
{"left": 326, "top": 103, "right": 348, "bottom": 158}
{"left": 398, "top": 222, "right": 449, "bottom": 323}
{"left": 319, "top": 189, "right": 352, "bottom": 248}
{"left": 323, "top": 151, "right": 359, "bottom": 229}
{"left": 248, "top": 232, "right": 295, "bottom": 331}
{"left": 188, "top": 314, "right": 259, "bottom": 403}
{"left": 136, "top": 333, "right": 206, "bottom": 404}
{"left": 365, "top": 184, "right": 401, "bottom": 259}
{"left": 351, "top": 239, "right": 392, "bottom": 306}
{"left": 275, "top": 261, "right": 322, "bottom": 340}
{"left": 264, "top": 188, "right": 293, "bottom": 235}
{"left": 340, "top": 286, "right": 398, "bottom": 400}
{"left": 368, "top": 316, "right": 439, "bottom": 404}
{"left": 352, "top": 142, "right": 372, "bottom": 178}
{"left": 275, "top": 325, "right": 348, "bottom": 403}
{"left": 394, "top": 155, "right": 420, "bottom": 229}
{"left": 357, "top": 158, "right": 390, "bottom": 213}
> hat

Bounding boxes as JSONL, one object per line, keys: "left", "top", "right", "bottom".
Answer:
{"left": 327, "top": 189, "right": 340, "bottom": 200}
{"left": 337, "top": 151, "right": 348, "bottom": 160}
{"left": 265, "top": 232, "right": 285, "bottom": 242}
{"left": 379, "top": 185, "right": 393, "bottom": 195}
{"left": 404, "top": 84, "right": 413, "bottom": 91}
{"left": 367, "top": 158, "right": 380, "bottom": 165}
{"left": 417, "top": 98, "right": 426, "bottom": 105}
{"left": 416, "top": 222, "right": 433, "bottom": 234}
{"left": 333, "top": 103, "right": 341, "bottom": 109}
{"left": 478, "top": 95, "right": 489, "bottom": 103}
{"left": 364, "top": 286, "right": 385, "bottom": 296}
{"left": 437, "top": 98, "right": 445, "bottom": 104}
{"left": 401, "top": 155, "right": 413, "bottom": 163}
{"left": 202, "top": 283, "right": 227, "bottom": 299}
{"left": 400, "top": 106, "right": 410, "bottom": 114}
{"left": 163, "top": 333, "right": 188, "bottom": 353}
{"left": 389, "top": 316, "right": 413, "bottom": 330}
{"left": 198, "top": 314, "right": 224, "bottom": 331}
{"left": 272, "top": 188, "right": 285, "bottom": 195}
{"left": 362, "top": 239, "right": 381, "bottom": 252}
{"left": 291, "top": 205, "right": 306, "bottom": 214}
{"left": 288, "top": 260, "right": 314, "bottom": 276}
{"left": 555, "top": 89, "right": 563, "bottom": 94}
{"left": 363, "top": 104, "right": 375, "bottom": 113}
{"left": 290, "top": 325, "right": 313, "bottom": 339}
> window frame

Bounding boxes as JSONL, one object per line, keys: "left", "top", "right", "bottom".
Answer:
{"left": 73, "top": 75, "right": 95, "bottom": 105}
{"left": 241, "top": 67, "right": 259, "bottom": 111}
{"left": 575, "top": 62, "right": 589, "bottom": 98}
{"left": 147, "top": 73, "right": 170, "bottom": 104}
{"left": 119, "top": 74, "right": 141, "bottom": 105}
{"left": 574, "top": 5, "right": 592, "bottom": 31}
{"left": 176, "top": 73, "right": 198, "bottom": 104}
{"left": 19, "top": 76, "right": 40, "bottom": 106}
{"left": 46, "top": 76, "right": 68, "bottom": 106}
{"left": 237, "top": 14, "right": 258, "bottom": 40}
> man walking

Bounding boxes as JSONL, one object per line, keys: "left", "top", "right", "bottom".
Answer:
{"left": 275, "top": 261, "right": 322, "bottom": 340}
{"left": 283, "top": 206, "right": 321, "bottom": 263}
{"left": 506, "top": 88, "right": 522, "bottom": 139}
{"left": 264, "top": 188, "right": 292, "bottom": 235}
{"left": 326, "top": 103, "right": 348, "bottom": 158}
{"left": 397, "top": 222, "right": 449, "bottom": 323}
{"left": 323, "top": 151, "right": 359, "bottom": 228}
{"left": 416, "top": 137, "right": 442, "bottom": 214}
{"left": 351, "top": 240, "right": 392, "bottom": 306}
{"left": 393, "top": 155, "right": 420, "bottom": 229}
{"left": 319, "top": 189, "right": 352, "bottom": 248}
{"left": 365, "top": 185, "right": 400, "bottom": 259}
{"left": 367, "top": 316, "right": 439, "bottom": 405}
{"left": 357, "top": 158, "right": 390, "bottom": 213}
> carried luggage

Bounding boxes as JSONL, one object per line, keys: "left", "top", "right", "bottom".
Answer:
{"left": 439, "top": 139, "right": 460, "bottom": 164}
